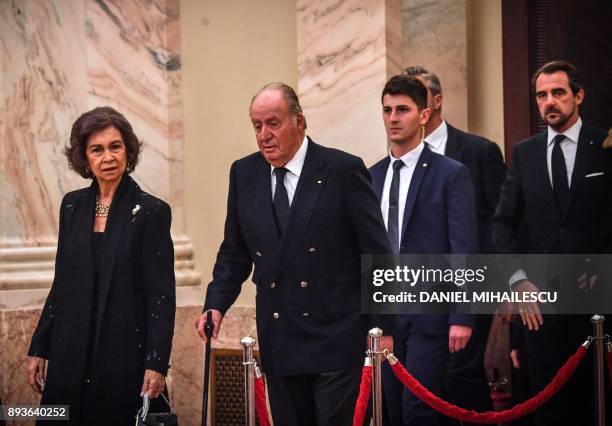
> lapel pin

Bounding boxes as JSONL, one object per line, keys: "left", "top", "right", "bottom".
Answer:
{"left": 317, "top": 180, "right": 322, "bottom": 184}
{"left": 132, "top": 205, "right": 141, "bottom": 216}
{"left": 422, "top": 163, "right": 428, "bottom": 168}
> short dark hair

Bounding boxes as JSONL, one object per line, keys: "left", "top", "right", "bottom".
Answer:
{"left": 403, "top": 66, "right": 442, "bottom": 96}
{"left": 531, "top": 60, "right": 583, "bottom": 96}
{"left": 65, "top": 106, "right": 142, "bottom": 179}
{"left": 250, "top": 82, "right": 307, "bottom": 129}
{"left": 381, "top": 75, "right": 428, "bottom": 110}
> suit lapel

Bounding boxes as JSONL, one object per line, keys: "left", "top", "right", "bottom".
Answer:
{"left": 274, "top": 140, "right": 329, "bottom": 279}
{"left": 93, "top": 174, "right": 133, "bottom": 348}
{"left": 253, "top": 155, "right": 281, "bottom": 245}
{"left": 400, "top": 145, "right": 432, "bottom": 241}
{"left": 444, "top": 123, "right": 464, "bottom": 163}
{"left": 565, "top": 126, "right": 599, "bottom": 220}
{"left": 71, "top": 182, "right": 96, "bottom": 313}
{"left": 371, "top": 157, "right": 390, "bottom": 202}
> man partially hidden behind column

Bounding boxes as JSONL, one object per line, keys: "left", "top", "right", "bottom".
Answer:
{"left": 404, "top": 66, "right": 507, "bottom": 423}
{"left": 195, "top": 83, "right": 391, "bottom": 425}
{"left": 369, "top": 75, "right": 478, "bottom": 426}
{"left": 491, "top": 60, "right": 612, "bottom": 426}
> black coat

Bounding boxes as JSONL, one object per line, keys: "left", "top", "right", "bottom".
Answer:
{"left": 492, "top": 125, "right": 611, "bottom": 257}
{"left": 28, "top": 175, "right": 176, "bottom": 425}
{"left": 204, "top": 139, "right": 391, "bottom": 376}
{"left": 445, "top": 123, "right": 507, "bottom": 251}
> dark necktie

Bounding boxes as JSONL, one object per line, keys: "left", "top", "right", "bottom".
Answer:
{"left": 273, "top": 167, "right": 290, "bottom": 234}
{"left": 388, "top": 160, "right": 404, "bottom": 254}
{"left": 551, "top": 134, "right": 570, "bottom": 214}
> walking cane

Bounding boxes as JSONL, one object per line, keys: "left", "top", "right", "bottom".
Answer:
{"left": 202, "top": 310, "right": 214, "bottom": 426}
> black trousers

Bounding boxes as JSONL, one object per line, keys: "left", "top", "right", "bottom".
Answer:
{"left": 442, "top": 314, "right": 493, "bottom": 426}
{"left": 266, "top": 367, "right": 361, "bottom": 426}
{"left": 383, "top": 331, "right": 450, "bottom": 426}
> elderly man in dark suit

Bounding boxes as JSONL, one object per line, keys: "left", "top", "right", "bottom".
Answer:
{"left": 196, "top": 83, "right": 391, "bottom": 426}
{"left": 404, "top": 66, "right": 506, "bottom": 422}
{"left": 369, "top": 75, "right": 478, "bottom": 426}
{"left": 491, "top": 60, "right": 612, "bottom": 426}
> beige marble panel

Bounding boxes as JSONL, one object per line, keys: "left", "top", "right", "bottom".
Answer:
{"left": 85, "top": 0, "right": 184, "bottom": 230}
{"left": 0, "top": 0, "right": 199, "bottom": 301}
{"left": 0, "top": 309, "right": 44, "bottom": 426}
{"left": 0, "top": 0, "right": 185, "bottom": 247}
{"left": 402, "top": 0, "right": 468, "bottom": 129}
{"left": 0, "top": 0, "right": 88, "bottom": 246}
{"left": 297, "top": 0, "right": 402, "bottom": 167}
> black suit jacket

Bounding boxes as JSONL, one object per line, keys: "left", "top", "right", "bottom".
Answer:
{"left": 28, "top": 175, "right": 176, "bottom": 423}
{"left": 204, "top": 138, "right": 391, "bottom": 375}
{"left": 445, "top": 123, "right": 507, "bottom": 251}
{"left": 492, "top": 124, "right": 611, "bottom": 271}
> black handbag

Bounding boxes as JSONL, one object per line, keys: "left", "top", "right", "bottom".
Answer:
{"left": 135, "top": 393, "right": 178, "bottom": 426}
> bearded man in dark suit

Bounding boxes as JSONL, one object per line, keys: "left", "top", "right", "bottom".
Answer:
{"left": 491, "top": 60, "right": 612, "bottom": 426}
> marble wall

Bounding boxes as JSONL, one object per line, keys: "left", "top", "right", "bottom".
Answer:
{"left": 0, "top": 0, "right": 199, "bottom": 302}
{"left": 402, "top": 0, "right": 468, "bottom": 130}
{"left": 297, "top": 0, "right": 403, "bottom": 166}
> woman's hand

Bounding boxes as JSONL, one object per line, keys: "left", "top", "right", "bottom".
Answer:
{"left": 141, "top": 369, "right": 165, "bottom": 398}
{"left": 27, "top": 357, "right": 47, "bottom": 394}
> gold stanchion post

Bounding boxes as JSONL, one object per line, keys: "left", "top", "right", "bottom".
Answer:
{"left": 369, "top": 327, "right": 384, "bottom": 426}
{"left": 241, "top": 336, "right": 256, "bottom": 426}
{"left": 590, "top": 314, "right": 606, "bottom": 426}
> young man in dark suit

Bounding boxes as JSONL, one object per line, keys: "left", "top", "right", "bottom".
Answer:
{"left": 370, "top": 75, "right": 478, "bottom": 426}
{"left": 196, "top": 83, "right": 391, "bottom": 426}
{"left": 404, "top": 66, "right": 507, "bottom": 422}
{"left": 491, "top": 60, "right": 612, "bottom": 426}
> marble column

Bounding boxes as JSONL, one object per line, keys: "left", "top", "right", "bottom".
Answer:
{"left": 402, "top": 0, "right": 468, "bottom": 129}
{"left": 297, "top": 0, "right": 403, "bottom": 166}
{"left": 0, "top": 1, "right": 200, "bottom": 423}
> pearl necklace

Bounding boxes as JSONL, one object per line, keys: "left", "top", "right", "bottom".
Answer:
{"left": 95, "top": 197, "right": 111, "bottom": 217}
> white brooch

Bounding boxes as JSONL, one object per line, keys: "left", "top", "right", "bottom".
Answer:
{"left": 131, "top": 205, "right": 141, "bottom": 222}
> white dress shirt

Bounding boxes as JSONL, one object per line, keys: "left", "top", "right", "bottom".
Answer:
{"left": 380, "top": 142, "right": 425, "bottom": 245}
{"left": 546, "top": 117, "right": 582, "bottom": 187}
{"left": 423, "top": 120, "right": 448, "bottom": 155}
{"left": 270, "top": 135, "right": 308, "bottom": 206}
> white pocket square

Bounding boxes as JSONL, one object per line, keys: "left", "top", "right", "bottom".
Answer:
{"left": 585, "top": 172, "right": 604, "bottom": 178}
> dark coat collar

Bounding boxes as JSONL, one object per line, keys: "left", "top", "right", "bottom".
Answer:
{"left": 275, "top": 139, "right": 329, "bottom": 279}
{"left": 370, "top": 145, "right": 434, "bottom": 243}
{"left": 89, "top": 174, "right": 140, "bottom": 354}
{"left": 444, "top": 122, "right": 464, "bottom": 162}
{"left": 400, "top": 145, "right": 433, "bottom": 241}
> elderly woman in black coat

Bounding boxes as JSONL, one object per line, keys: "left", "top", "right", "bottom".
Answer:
{"left": 26, "top": 107, "right": 176, "bottom": 424}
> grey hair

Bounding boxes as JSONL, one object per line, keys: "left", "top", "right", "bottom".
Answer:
{"left": 250, "top": 82, "right": 307, "bottom": 129}
{"left": 403, "top": 66, "right": 442, "bottom": 96}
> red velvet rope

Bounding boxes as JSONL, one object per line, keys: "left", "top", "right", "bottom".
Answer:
{"left": 353, "top": 365, "right": 373, "bottom": 426}
{"left": 389, "top": 345, "right": 587, "bottom": 423}
{"left": 254, "top": 375, "right": 271, "bottom": 426}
